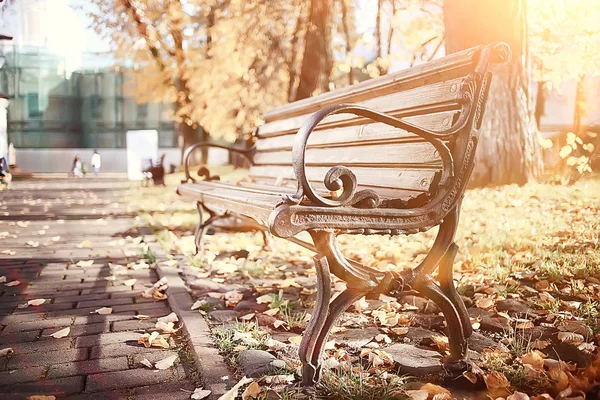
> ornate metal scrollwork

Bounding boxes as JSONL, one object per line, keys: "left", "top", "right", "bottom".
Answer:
{"left": 282, "top": 104, "right": 457, "bottom": 209}
{"left": 181, "top": 142, "right": 256, "bottom": 183}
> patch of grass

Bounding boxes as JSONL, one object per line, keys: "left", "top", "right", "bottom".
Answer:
{"left": 280, "top": 308, "right": 308, "bottom": 330}
{"left": 142, "top": 246, "right": 157, "bottom": 264}
{"left": 317, "top": 363, "right": 410, "bottom": 400}
{"left": 575, "top": 301, "right": 600, "bottom": 333}
{"left": 211, "top": 322, "right": 270, "bottom": 357}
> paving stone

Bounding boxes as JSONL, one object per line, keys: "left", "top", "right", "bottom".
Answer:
{"left": 85, "top": 367, "right": 185, "bottom": 392}
{"left": 47, "top": 357, "right": 130, "bottom": 378}
{"left": 237, "top": 349, "right": 277, "bottom": 378}
{"left": 495, "top": 299, "right": 535, "bottom": 316}
{"left": 468, "top": 332, "right": 501, "bottom": 352}
{"left": 1, "top": 313, "right": 48, "bottom": 325}
{"left": 130, "top": 381, "right": 197, "bottom": 400}
{"left": 0, "top": 375, "right": 85, "bottom": 395}
{"left": 89, "top": 342, "right": 168, "bottom": 359}
{"left": 112, "top": 319, "right": 155, "bottom": 332}
{"left": 42, "top": 321, "right": 110, "bottom": 338}
{"left": 5, "top": 348, "right": 89, "bottom": 369}
{"left": 76, "top": 331, "right": 141, "bottom": 348}
{"left": 386, "top": 343, "right": 444, "bottom": 376}
{"left": 399, "top": 294, "right": 440, "bottom": 314}
{"left": 53, "top": 293, "right": 110, "bottom": 304}
{"left": 0, "top": 330, "right": 40, "bottom": 344}
{"left": 8, "top": 337, "right": 72, "bottom": 354}
{"left": 77, "top": 297, "right": 133, "bottom": 309}
{"left": 0, "top": 367, "right": 45, "bottom": 385}
{"left": 73, "top": 314, "right": 135, "bottom": 325}
{"left": 2, "top": 317, "right": 72, "bottom": 333}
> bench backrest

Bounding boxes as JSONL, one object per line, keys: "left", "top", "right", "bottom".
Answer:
{"left": 249, "top": 44, "right": 507, "bottom": 203}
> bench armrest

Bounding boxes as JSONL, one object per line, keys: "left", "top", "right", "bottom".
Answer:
{"left": 284, "top": 103, "right": 459, "bottom": 208}
{"left": 182, "top": 142, "right": 255, "bottom": 183}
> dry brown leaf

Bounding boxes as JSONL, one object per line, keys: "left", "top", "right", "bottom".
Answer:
{"left": 1, "top": 250, "right": 16, "bottom": 255}
{"left": 93, "top": 307, "right": 113, "bottom": 315}
{"left": 157, "top": 312, "right": 179, "bottom": 324}
{"left": 0, "top": 276, "right": 5, "bottom": 283}
{"left": 135, "top": 315, "right": 151, "bottom": 320}
{"left": 0, "top": 347, "right": 14, "bottom": 357}
{"left": 354, "top": 297, "right": 370, "bottom": 312}
{"left": 155, "top": 354, "right": 177, "bottom": 370}
{"left": 139, "top": 358, "right": 154, "bottom": 369}
{"left": 27, "top": 396, "right": 56, "bottom": 400}
{"left": 391, "top": 327, "right": 409, "bottom": 335}
{"left": 288, "top": 335, "right": 303, "bottom": 344}
{"left": 431, "top": 335, "right": 449, "bottom": 353}
{"left": 463, "top": 371, "right": 478, "bottom": 384}
{"left": 219, "top": 377, "right": 254, "bottom": 400}
{"left": 191, "top": 300, "right": 206, "bottom": 310}
{"left": 5, "top": 280, "right": 20, "bottom": 286}
{"left": 521, "top": 350, "right": 545, "bottom": 369}
{"left": 241, "top": 381, "right": 261, "bottom": 400}
{"left": 515, "top": 321, "right": 534, "bottom": 329}
{"left": 138, "top": 332, "right": 170, "bottom": 349}
{"left": 507, "top": 392, "right": 530, "bottom": 400}
{"left": 484, "top": 371, "right": 511, "bottom": 398}
{"left": 155, "top": 321, "right": 177, "bottom": 334}
{"left": 263, "top": 308, "right": 279, "bottom": 316}
{"left": 27, "top": 298, "right": 47, "bottom": 306}
{"left": 76, "top": 260, "right": 94, "bottom": 268}
{"left": 76, "top": 240, "right": 92, "bottom": 248}
{"left": 419, "top": 383, "right": 452, "bottom": 400}
{"left": 50, "top": 327, "right": 70, "bottom": 339}
{"left": 123, "top": 279, "right": 137, "bottom": 287}
{"left": 224, "top": 290, "right": 244, "bottom": 307}
{"left": 557, "top": 331, "right": 585, "bottom": 345}
{"left": 475, "top": 297, "right": 494, "bottom": 309}
{"left": 406, "top": 390, "right": 429, "bottom": 400}
{"left": 190, "top": 388, "right": 211, "bottom": 400}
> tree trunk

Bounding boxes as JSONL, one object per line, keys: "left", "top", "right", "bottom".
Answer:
{"left": 295, "top": 0, "right": 333, "bottom": 100}
{"left": 444, "top": 0, "right": 542, "bottom": 186}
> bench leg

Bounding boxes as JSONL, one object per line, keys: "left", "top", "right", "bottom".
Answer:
{"left": 194, "top": 202, "right": 220, "bottom": 255}
{"left": 299, "top": 255, "right": 371, "bottom": 386}
{"left": 410, "top": 206, "right": 471, "bottom": 367}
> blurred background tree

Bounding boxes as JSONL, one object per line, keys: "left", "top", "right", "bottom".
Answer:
{"left": 86, "top": 0, "right": 599, "bottom": 184}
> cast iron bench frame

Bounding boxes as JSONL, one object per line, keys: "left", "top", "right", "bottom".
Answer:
{"left": 177, "top": 43, "right": 510, "bottom": 386}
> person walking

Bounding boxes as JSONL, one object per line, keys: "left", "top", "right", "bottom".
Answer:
{"left": 72, "top": 156, "right": 84, "bottom": 178}
{"left": 91, "top": 150, "right": 101, "bottom": 176}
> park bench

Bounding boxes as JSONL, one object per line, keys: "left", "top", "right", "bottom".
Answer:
{"left": 177, "top": 42, "right": 511, "bottom": 385}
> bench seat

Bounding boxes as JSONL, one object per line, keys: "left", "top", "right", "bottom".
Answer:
{"left": 176, "top": 42, "right": 511, "bottom": 386}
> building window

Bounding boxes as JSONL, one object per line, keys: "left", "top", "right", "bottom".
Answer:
{"left": 27, "top": 93, "right": 43, "bottom": 118}
{"left": 90, "top": 94, "right": 102, "bottom": 120}
{"left": 137, "top": 103, "right": 148, "bottom": 121}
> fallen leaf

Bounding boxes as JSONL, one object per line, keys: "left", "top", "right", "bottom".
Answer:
{"left": 219, "top": 377, "right": 253, "bottom": 400}
{"left": 354, "top": 297, "right": 369, "bottom": 312}
{"left": 51, "top": 236, "right": 61, "bottom": 242}
{"left": 190, "top": 388, "right": 211, "bottom": 400}
{"left": 139, "top": 358, "right": 154, "bottom": 369}
{"left": 191, "top": 300, "right": 206, "bottom": 310}
{"left": 515, "top": 321, "right": 534, "bottom": 329}
{"left": 476, "top": 297, "right": 494, "bottom": 309}
{"left": 463, "top": 371, "right": 478, "bottom": 384}
{"left": 242, "top": 381, "right": 261, "bottom": 400}
{"left": 256, "top": 294, "right": 273, "bottom": 304}
{"left": 557, "top": 331, "right": 585, "bottom": 345}
{"left": 135, "top": 315, "right": 151, "bottom": 320}
{"left": 27, "top": 298, "right": 47, "bottom": 306}
{"left": 27, "top": 241, "right": 39, "bottom": 248}
{"left": 406, "top": 390, "right": 429, "bottom": 400}
{"left": 138, "top": 332, "right": 170, "bottom": 349}
{"left": 93, "top": 307, "right": 113, "bottom": 315}
{"left": 0, "top": 276, "right": 5, "bottom": 283}
{"left": 27, "top": 396, "right": 56, "bottom": 400}
{"left": 5, "top": 280, "right": 20, "bottom": 286}
{"left": 1, "top": 250, "right": 16, "bottom": 255}
{"left": 123, "top": 279, "right": 137, "bottom": 287}
{"left": 155, "top": 354, "right": 177, "bottom": 370}
{"left": 76, "top": 240, "right": 92, "bottom": 248}
{"left": 484, "top": 371, "right": 511, "bottom": 398}
{"left": 419, "top": 383, "right": 451, "bottom": 400}
{"left": 508, "top": 392, "right": 530, "bottom": 400}
{"left": 50, "top": 327, "right": 70, "bottom": 339}
{"left": 157, "top": 312, "right": 179, "bottom": 324}
{"left": 224, "top": 290, "right": 244, "bottom": 307}
{"left": 285, "top": 335, "right": 303, "bottom": 344}
{"left": 76, "top": 260, "right": 94, "bottom": 268}
{"left": 155, "top": 321, "right": 177, "bottom": 334}
{"left": 521, "top": 350, "right": 545, "bottom": 369}
{"left": 263, "top": 308, "right": 279, "bottom": 316}
{"left": 0, "top": 347, "right": 14, "bottom": 357}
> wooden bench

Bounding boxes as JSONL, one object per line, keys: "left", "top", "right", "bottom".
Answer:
{"left": 178, "top": 42, "right": 510, "bottom": 385}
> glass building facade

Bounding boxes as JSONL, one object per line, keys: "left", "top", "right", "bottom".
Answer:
{"left": 0, "top": 45, "right": 178, "bottom": 148}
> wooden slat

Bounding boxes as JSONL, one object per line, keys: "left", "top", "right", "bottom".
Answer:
{"left": 257, "top": 77, "right": 465, "bottom": 137}
{"left": 264, "top": 46, "right": 479, "bottom": 122}
{"left": 249, "top": 165, "right": 437, "bottom": 192}
{"left": 253, "top": 142, "right": 440, "bottom": 167}
{"left": 255, "top": 111, "right": 457, "bottom": 152}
